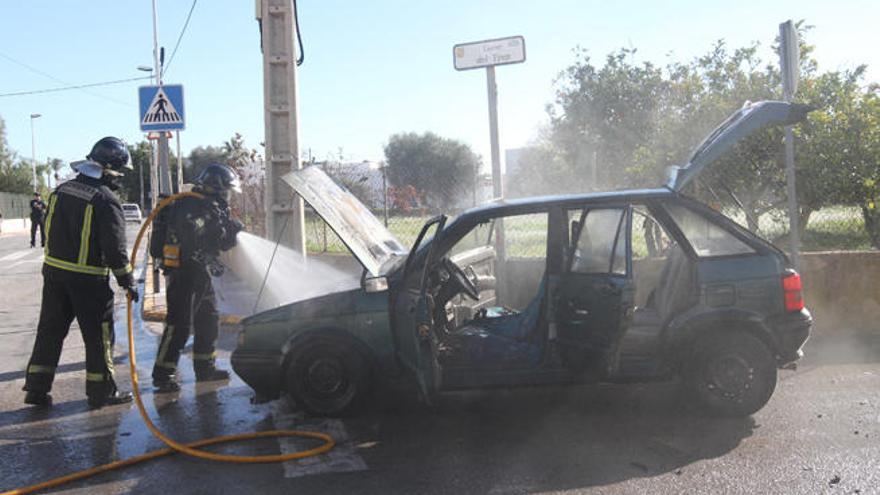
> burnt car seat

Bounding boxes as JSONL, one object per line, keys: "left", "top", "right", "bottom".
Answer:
{"left": 618, "top": 246, "right": 696, "bottom": 369}
{"left": 437, "top": 277, "right": 547, "bottom": 368}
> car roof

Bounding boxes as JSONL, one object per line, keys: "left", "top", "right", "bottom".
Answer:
{"left": 459, "top": 187, "right": 674, "bottom": 218}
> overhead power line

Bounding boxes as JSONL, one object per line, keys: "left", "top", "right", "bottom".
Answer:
{"left": 0, "top": 76, "right": 152, "bottom": 98}
{"left": 0, "top": 50, "right": 137, "bottom": 107}
{"left": 164, "top": 0, "right": 198, "bottom": 75}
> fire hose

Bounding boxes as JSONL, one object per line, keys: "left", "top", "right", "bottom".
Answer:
{"left": 3, "top": 192, "right": 334, "bottom": 495}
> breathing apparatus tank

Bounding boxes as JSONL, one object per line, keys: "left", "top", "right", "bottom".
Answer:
{"left": 149, "top": 194, "right": 181, "bottom": 269}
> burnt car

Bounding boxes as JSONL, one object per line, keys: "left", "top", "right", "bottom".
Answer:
{"left": 232, "top": 101, "right": 813, "bottom": 417}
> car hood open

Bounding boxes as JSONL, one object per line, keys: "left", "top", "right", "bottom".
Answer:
{"left": 282, "top": 166, "right": 408, "bottom": 276}
{"left": 668, "top": 100, "right": 813, "bottom": 191}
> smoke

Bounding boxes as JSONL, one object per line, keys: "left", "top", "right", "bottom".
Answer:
{"left": 216, "top": 232, "right": 360, "bottom": 315}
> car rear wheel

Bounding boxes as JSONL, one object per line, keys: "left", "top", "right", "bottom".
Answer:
{"left": 684, "top": 332, "right": 777, "bottom": 417}
{"left": 284, "top": 336, "right": 369, "bottom": 417}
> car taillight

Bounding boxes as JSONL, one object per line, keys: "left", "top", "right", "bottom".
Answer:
{"left": 782, "top": 271, "right": 804, "bottom": 312}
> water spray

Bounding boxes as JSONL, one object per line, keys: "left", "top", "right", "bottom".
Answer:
{"left": 3, "top": 192, "right": 335, "bottom": 495}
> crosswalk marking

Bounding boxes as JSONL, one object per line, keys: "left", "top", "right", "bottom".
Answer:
{"left": 272, "top": 402, "right": 369, "bottom": 478}
{"left": 0, "top": 250, "right": 33, "bottom": 262}
{"left": 9, "top": 256, "right": 43, "bottom": 269}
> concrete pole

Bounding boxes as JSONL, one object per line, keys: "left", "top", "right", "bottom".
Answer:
{"left": 257, "top": 0, "right": 305, "bottom": 254}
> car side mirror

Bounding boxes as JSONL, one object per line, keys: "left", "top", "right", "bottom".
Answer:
{"left": 364, "top": 276, "right": 389, "bottom": 293}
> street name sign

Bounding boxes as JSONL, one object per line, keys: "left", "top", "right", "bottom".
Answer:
{"left": 453, "top": 35, "right": 526, "bottom": 71}
{"left": 139, "top": 84, "right": 185, "bottom": 131}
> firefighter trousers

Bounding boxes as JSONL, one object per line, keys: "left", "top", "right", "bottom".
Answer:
{"left": 152, "top": 263, "right": 219, "bottom": 380}
{"left": 30, "top": 217, "right": 45, "bottom": 247}
{"left": 24, "top": 266, "right": 120, "bottom": 399}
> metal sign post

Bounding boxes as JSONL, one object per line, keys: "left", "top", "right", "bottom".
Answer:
{"left": 454, "top": 35, "right": 526, "bottom": 301}
{"left": 453, "top": 35, "right": 526, "bottom": 206}
{"left": 779, "top": 20, "right": 801, "bottom": 269}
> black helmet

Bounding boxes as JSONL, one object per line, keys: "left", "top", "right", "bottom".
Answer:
{"left": 87, "top": 137, "right": 132, "bottom": 174}
{"left": 194, "top": 163, "right": 242, "bottom": 195}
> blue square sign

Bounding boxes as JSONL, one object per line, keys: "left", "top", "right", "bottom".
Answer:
{"left": 139, "top": 84, "right": 185, "bottom": 131}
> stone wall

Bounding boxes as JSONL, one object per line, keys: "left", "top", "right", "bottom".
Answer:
{"left": 800, "top": 251, "right": 880, "bottom": 333}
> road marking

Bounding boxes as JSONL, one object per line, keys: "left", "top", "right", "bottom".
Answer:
{"left": 0, "top": 250, "right": 32, "bottom": 262}
{"left": 8, "top": 251, "right": 43, "bottom": 269}
{"left": 272, "top": 402, "right": 368, "bottom": 478}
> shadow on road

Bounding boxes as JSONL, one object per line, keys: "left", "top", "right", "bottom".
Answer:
{"left": 279, "top": 382, "right": 756, "bottom": 494}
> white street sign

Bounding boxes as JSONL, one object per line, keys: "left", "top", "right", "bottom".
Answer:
{"left": 453, "top": 35, "right": 526, "bottom": 71}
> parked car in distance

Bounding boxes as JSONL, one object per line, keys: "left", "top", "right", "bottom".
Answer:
{"left": 232, "top": 100, "right": 814, "bottom": 418}
{"left": 122, "top": 203, "right": 142, "bottom": 223}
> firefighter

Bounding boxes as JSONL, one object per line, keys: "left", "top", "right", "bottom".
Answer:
{"left": 151, "top": 163, "right": 243, "bottom": 392}
{"left": 23, "top": 136, "right": 137, "bottom": 409}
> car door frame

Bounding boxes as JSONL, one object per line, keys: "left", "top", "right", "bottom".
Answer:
{"left": 391, "top": 215, "right": 446, "bottom": 404}
{"left": 554, "top": 203, "right": 636, "bottom": 375}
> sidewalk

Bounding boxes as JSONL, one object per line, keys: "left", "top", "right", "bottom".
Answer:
{"left": 0, "top": 218, "right": 31, "bottom": 237}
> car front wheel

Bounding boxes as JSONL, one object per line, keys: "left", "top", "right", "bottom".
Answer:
{"left": 284, "top": 336, "right": 369, "bottom": 417}
{"left": 684, "top": 331, "right": 777, "bottom": 417}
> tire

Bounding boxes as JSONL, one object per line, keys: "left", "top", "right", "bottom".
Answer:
{"left": 684, "top": 331, "right": 777, "bottom": 417}
{"left": 284, "top": 336, "right": 370, "bottom": 417}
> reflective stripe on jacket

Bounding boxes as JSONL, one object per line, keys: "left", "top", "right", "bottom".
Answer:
{"left": 43, "top": 175, "right": 132, "bottom": 282}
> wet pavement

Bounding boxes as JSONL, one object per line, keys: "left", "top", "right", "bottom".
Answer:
{"left": 1, "top": 229, "right": 879, "bottom": 494}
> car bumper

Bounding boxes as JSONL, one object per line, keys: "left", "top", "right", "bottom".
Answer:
{"left": 772, "top": 308, "right": 812, "bottom": 365}
{"left": 230, "top": 348, "right": 283, "bottom": 398}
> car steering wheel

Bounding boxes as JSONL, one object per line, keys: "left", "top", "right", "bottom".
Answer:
{"left": 442, "top": 258, "right": 480, "bottom": 301}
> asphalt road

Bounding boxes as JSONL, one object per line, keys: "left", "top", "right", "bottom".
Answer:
{"left": 0, "top": 227, "right": 878, "bottom": 494}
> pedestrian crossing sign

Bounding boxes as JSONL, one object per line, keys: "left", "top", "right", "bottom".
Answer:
{"left": 139, "top": 84, "right": 185, "bottom": 131}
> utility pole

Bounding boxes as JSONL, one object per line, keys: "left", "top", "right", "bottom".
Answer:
{"left": 256, "top": 0, "right": 305, "bottom": 254}
{"left": 152, "top": 0, "right": 173, "bottom": 198}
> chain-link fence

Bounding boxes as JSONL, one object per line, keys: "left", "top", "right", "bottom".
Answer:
{"left": 294, "top": 154, "right": 874, "bottom": 257}
{"left": 0, "top": 191, "right": 31, "bottom": 219}
{"left": 720, "top": 205, "right": 870, "bottom": 253}
{"left": 304, "top": 161, "right": 483, "bottom": 254}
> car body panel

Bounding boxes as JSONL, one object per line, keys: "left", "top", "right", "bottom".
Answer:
{"left": 232, "top": 288, "right": 397, "bottom": 396}
{"left": 669, "top": 100, "right": 813, "bottom": 191}
{"left": 282, "top": 166, "right": 407, "bottom": 276}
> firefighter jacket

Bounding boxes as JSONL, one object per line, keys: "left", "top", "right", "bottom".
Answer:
{"left": 159, "top": 193, "right": 240, "bottom": 268}
{"left": 43, "top": 175, "right": 133, "bottom": 286}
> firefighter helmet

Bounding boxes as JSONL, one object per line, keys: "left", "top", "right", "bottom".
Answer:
{"left": 193, "top": 163, "right": 242, "bottom": 195}
{"left": 87, "top": 137, "right": 132, "bottom": 174}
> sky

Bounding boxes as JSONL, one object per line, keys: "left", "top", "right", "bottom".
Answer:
{"left": 1, "top": 0, "right": 878, "bottom": 174}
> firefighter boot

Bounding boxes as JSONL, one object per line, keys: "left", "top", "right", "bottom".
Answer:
{"left": 195, "top": 363, "right": 230, "bottom": 382}
{"left": 153, "top": 370, "right": 181, "bottom": 393}
{"left": 24, "top": 391, "right": 52, "bottom": 407}
{"left": 88, "top": 390, "right": 133, "bottom": 409}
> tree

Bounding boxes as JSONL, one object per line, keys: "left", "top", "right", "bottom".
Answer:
{"left": 223, "top": 133, "right": 265, "bottom": 235}
{"left": 549, "top": 48, "right": 669, "bottom": 190}
{"left": 186, "top": 145, "right": 228, "bottom": 182}
{"left": 0, "top": 116, "right": 33, "bottom": 194}
{"left": 112, "top": 141, "right": 154, "bottom": 205}
{"left": 383, "top": 132, "right": 480, "bottom": 210}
